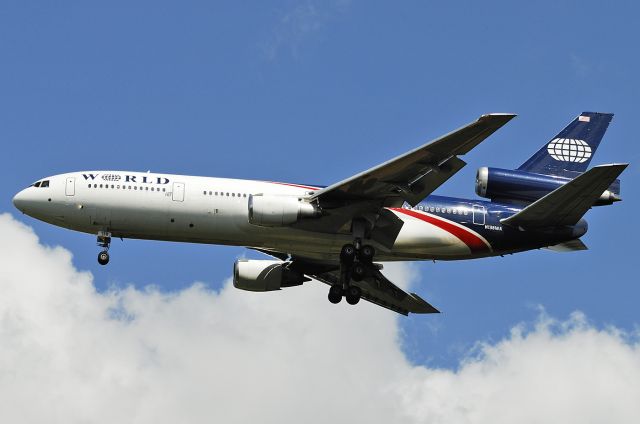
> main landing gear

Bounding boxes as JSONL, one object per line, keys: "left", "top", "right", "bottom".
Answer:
{"left": 327, "top": 240, "right": 375, "bottom": 306}
{"left": 97, "top": 231, "right": 111, "bottom": 266}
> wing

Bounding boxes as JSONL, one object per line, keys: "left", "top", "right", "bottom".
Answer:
{"left": 310, "top": 113, "right": 516, "bottom": 207}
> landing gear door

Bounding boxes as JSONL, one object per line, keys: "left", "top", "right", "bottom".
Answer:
{"left": 472, "top": 204, "right": 485, "bottom": 225}
{"left": 172, "top": 182, "right": 185, "bottom": 202}
{"left": 65, "top": 177, "right": 75, "bottom": 196}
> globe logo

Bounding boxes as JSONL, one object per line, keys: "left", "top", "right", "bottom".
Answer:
{"left": 547, "top": 138, "right": 592, "bottom": 163}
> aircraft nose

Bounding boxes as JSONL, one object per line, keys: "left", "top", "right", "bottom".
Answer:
{"left": 12, "top": 189, "right": 27, "bottom": 211}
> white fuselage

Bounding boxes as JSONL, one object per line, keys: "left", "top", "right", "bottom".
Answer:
{"left": 13, "top": 171, "right": 492, "bottom": 262}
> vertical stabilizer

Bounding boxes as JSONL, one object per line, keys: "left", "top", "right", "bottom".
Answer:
{"left": 517, "top": 112, "right": 613, "bottom": 177}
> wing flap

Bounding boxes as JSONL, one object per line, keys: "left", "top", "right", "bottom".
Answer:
{"left": 501, "top": 164, "right": 628, "bottom": 228}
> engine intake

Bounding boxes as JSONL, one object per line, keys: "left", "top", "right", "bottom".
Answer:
{"left": 248, "top": 194, "right": 320, "bottom": 227}
{"left": 233, "top": 259, "right": 307, "bottom": 292}
{"left": 475, "top": 167, "right": 620, "bottom": 205}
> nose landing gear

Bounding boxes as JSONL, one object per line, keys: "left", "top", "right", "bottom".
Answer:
{"left": 97, "top": 231, "right": 111, "bottom": 266}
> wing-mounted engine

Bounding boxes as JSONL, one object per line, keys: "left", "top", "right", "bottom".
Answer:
{"left": 475, "top": 167, "right": 620, "bottom": 205}
{"left": 233, "top": 259, "right": 310, "bottom": 292}
{"left": 248, "top": 194, "right": 321, "bottom": 227}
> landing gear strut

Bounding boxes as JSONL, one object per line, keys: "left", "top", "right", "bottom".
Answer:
{"left": 97, "top": 231, "right": 111, "bottom": 266}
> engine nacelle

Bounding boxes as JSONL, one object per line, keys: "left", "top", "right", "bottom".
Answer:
{"left": 248, "top": 194, "right": 320, "bottom": 227}
{"left": 233, "top": 259, "right": 307, "bottom": 292}
{"left": 475, "top": 167, "right": 620, "bottom": 205}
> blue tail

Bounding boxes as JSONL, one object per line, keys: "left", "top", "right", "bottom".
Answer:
{"left": 517, "top": 112, "right": 613, "bottom": 178}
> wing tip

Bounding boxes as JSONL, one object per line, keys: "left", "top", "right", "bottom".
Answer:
{"left": 409, "top": 292, "right": 441, "bottom": 314}
{"left": 480, "top": 112, "right": 517, "bottom": 119}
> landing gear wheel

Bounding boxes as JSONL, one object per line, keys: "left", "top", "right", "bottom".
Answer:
{"left": 351, "top": 263, "right": 365, "bottom": 282}
{"left": 359, "top": 245, "right": 375, "bottom": 263}
{"left": 345, "top": 286, "right": 362, "bottom": 305}
{"left": 97, "top": 250, "right": 110, "bottom": 266}
{"left": 328, "top": 285, "right": 343, "bottom": 304}
{"left": 340, "top": 244, "right": 356, "bottom": 264}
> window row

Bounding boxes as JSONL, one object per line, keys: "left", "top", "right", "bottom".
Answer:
{"left": 203, "top": 191, "right": 247, "bottom": 198}
{"left": 88, "top": 183, "right": 166, "bottom": 192}
{"left": 408, "top": 204, "right": 469, "bottom": 215}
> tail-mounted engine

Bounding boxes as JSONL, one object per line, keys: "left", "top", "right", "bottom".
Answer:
{"left": 233, "top": 259, "right": 309, "bottom": 292}
{"left": 248, "top": 194, "right": 321, "bottom": 227}
{"left": 475, "top": 167, "right": 620, "bottom": 205}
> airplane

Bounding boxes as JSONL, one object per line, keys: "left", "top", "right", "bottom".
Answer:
{"left": 12, "top": 112, "right": 627, "bottom": 315}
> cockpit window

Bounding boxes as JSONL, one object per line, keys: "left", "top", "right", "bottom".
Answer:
{"left": 30, "top": 180, "right": 50, "bottom": 188}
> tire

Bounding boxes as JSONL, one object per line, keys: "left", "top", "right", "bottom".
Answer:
{"left": 351, "top": 263, "right": 365, "bottom": 282}
{"left": 97, "top": 251, "right": 110, "bottom": 266}
{"left": 359, "top": 245, "right": 375, "bottom": 263}
{"left": 340, "top": 244, "right": 356, "bottom": 263}
{"left": 345, "top": 286, "right": 361, "bottom": 305}
{"left": 328, "top": 286, "right": 343, "bottom": 304}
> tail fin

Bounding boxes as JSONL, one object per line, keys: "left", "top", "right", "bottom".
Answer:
{"left": 517, "top": 112, "right": 613, "bottom": 177}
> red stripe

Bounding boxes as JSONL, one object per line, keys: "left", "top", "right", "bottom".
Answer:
{"left": 391, "top": 208, "right": 490, "bottom": 253}
{"left": 270, "top": 182, "right": 320, "bottom": 191}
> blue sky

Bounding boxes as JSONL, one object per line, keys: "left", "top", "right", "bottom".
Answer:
{"left": 1, "top": 0, "right": 638, "bottom": 368}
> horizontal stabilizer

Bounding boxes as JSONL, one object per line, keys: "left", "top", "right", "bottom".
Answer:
{"left": 545, "top": 239, "right": 588, "bottom": 252}
{"left": 501, "top": 163, "right": 628, "bottom": 228}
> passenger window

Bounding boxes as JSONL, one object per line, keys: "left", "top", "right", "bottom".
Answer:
{"left": 151, "top": 187, "right": 154, "bottom": 191}
{"left": 111, "top": 185, "right": 114, "bottom": 189}
{"left": 134, "top": 186, "right": 137, "bottom": 190}
{"left": 88, "top": 184, "right": 91, "bottom": 188}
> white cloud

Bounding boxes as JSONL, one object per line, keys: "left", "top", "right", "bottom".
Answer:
{"left": 0, "top": 213, "right": 639, "bottom": 424}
